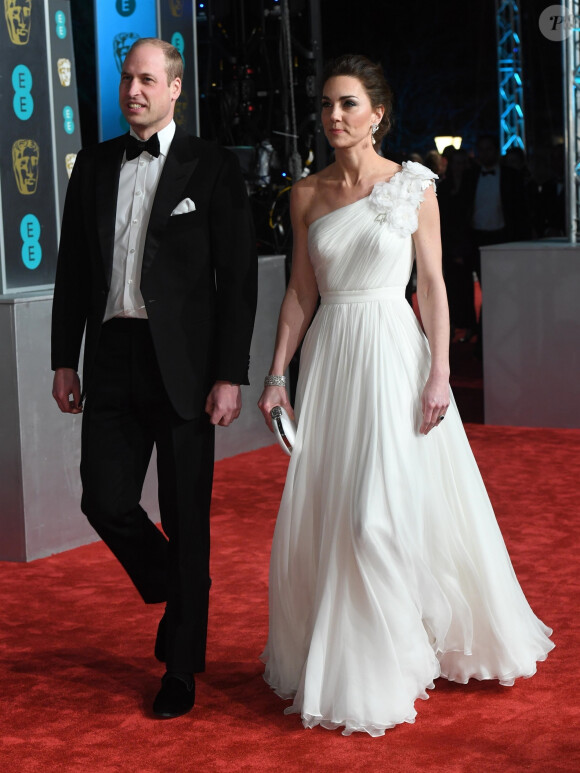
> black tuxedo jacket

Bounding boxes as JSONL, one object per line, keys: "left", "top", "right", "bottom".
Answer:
{"left": 51, "top": 127, "right": 258, "bottom": 420}
{"left": 462, "top": 164, "right": 531, "bottom": 242}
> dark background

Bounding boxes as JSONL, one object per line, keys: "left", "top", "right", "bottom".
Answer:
{"left": 70, "top": 0, "right": 563, "bottom": 168}
{"left": 66, "top": 0, "right": 564, "bottom": 414}
{"left": 319, "top": 0, "right": 563, "bottom": 162}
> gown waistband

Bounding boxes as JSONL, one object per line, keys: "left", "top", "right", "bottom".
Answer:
{"left": 320, "top": 287, "right": 406, "bottom": 305}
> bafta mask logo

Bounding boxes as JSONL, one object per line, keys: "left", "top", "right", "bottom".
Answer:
{"left": 57, "top": 58, "right": 71, "bottom": 87}
{"left": 12, "top": 139, "right": 39, "bottom": 195}
{"left": 174, "top": 91, "right": 188, "bottom": 128}
{"left": 113, "top": 31, "right": 139, "bottom": 73}
{"left": 169, "top": 0, "right": 184, "bottom": 18}
{"left": 4, "top": 0, "right": 31, "bottom": 45}
{"left": 65, "top": 153, "right": 77, "bottom": 178}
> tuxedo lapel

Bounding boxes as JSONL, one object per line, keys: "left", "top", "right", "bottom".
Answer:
{"left": 142, "top": 130, "right": 199, "bottom": 274}
{"left": 96, "top": 137, "right": 125, "bottom": 286}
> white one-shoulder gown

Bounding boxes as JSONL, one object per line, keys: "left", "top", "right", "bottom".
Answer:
{"left": 261, "top": 162, "right": 554, "bottom": 736}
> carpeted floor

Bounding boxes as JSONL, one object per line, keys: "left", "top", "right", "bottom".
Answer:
{"left": 1, "top": 424, "right": 578, "bottom": 772}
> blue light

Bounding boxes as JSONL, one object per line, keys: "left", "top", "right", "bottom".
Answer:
{"left": 497, "top": 3, "right": 526, "bottom": 156}
{"left": 281, "top": 172, "right": 287, "bottom": 177}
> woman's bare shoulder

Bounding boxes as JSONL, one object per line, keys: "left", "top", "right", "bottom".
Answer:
{"left": 379, "top": 158, "right": 403, "bottom": 180}
{"left": 293, "top": 165, "right": 335, "bottom": 191}
{"left": 290, "top": 172, "right": 328, "bottom": 212}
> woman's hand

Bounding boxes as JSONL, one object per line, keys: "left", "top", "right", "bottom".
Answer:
{"left": 420, "top": 373, "right": 450, "bottom": 435}
{"left": 258, "top": 386, "right": 295, "bottom": 432}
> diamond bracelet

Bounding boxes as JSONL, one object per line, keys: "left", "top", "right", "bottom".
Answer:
{"left": 264, "top": 375, "right": 286, "bottom": 388}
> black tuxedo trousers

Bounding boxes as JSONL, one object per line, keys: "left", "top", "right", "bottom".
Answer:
{"left": 80, "top": 318, "right": 214, "bottom": 673}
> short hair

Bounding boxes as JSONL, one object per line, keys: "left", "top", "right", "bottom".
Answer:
{"left": 128, "top": 37, "right": 183, "bottom": 84}
{"left": 424, "top": 150, "right": 443, "bottom": 175}
{"left": 477, "top": 133, "right": 499, "bottom": 150}
{"left": 323, "top": 54, "right": 393, "bottom": 148}
{"left": 505, "top": 146, "right": 526, "bottom": 163}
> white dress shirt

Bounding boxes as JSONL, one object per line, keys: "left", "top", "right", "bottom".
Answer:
{"left": 472, "top": 163, "right": 505, "bottom": 232}
{"left": 104, "top": 120, "right": 176, "bottom": 322}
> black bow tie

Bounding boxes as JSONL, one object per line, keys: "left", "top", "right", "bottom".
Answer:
{"left": 125, "top": 133, "right": 160, "bottom": 160}
{"left": 481, "top": 168, "right": 495, "bottom": 176}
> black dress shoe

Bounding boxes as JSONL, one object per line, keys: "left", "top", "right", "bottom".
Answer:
{"left": 153, "top": 674, "right": 195, "bottom": 719}
{"left": 154, "top": 613, "right": 166, "bottom": 663}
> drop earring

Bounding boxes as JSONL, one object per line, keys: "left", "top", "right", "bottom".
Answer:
{"left": 371, "top": 124, "right": 379, "bottom": 145}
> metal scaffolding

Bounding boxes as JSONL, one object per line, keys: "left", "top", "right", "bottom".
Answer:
{"left": 563, "top": 0, "right": 580, "bottom": 242}
{"left": 495, "top": 0, "right": 526, "bottom": 154}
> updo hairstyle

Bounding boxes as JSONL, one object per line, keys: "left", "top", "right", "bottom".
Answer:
{"left": 323, "top": 54, "right": 393, "bottom": 148}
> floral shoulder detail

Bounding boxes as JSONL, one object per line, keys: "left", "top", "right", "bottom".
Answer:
{"left": 400, "top": 160, "right": 439, "bottom": 190}
{"left": 368, "top": 161, "right": 438, "bottom": 238}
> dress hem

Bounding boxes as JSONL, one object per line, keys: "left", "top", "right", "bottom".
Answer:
{"left": 262, "top": 641, "right": 554, "bottom": 736}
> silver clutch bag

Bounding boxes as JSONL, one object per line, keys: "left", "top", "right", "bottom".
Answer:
{"left": 270, "top": 406, "right": 297, "bottom": 456}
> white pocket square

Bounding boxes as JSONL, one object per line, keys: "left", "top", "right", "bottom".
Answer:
{"left": 170, "top": 198, "right": 196, "bottom": 216}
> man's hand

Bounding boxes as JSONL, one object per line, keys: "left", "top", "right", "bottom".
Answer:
{"left": 205, "top": 381, "right": 241, "bottom": 426}
{"left": 52, "top": 367, "right": 83, "bottom": 414}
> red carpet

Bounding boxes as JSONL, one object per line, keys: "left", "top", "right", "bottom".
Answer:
{"left": 1, "top": 426, "right": 579, "bottom": 772}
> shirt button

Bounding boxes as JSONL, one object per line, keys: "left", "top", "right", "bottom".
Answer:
{"left": 132, "top": 219, "right": 138, "bottom": 224}
{"left": 128, "top": 279, "right": 133, "bottom": 285}
{"left": 129, "top": 248, "right": 135, "bottom": 253}
{"left": 136, "top": 190, "right": 142, "bottom": 196}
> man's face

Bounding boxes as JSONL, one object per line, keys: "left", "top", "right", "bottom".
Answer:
{"left": 4, "top": 0, "right": 31, "bottom": 45}
{"left": 477, "top": 139, "right": 499, "bottom": 169}
{"left": 119, "top": 44, "right": 181, "bottom": 140}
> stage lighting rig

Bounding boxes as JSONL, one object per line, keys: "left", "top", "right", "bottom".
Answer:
{"left": 196, "top": 0, "right": 324, "bottom": 253}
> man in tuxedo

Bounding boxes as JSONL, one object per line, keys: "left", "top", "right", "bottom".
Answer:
{"left": 466, "top": 134, "right": 530, "bottom": 253}
{"left": 51, "top": 38, "right": 257, "bottom": 719}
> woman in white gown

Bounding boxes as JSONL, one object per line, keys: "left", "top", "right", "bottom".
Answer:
{"left": 257, "top": 54, "right": 553, "bottom": 737}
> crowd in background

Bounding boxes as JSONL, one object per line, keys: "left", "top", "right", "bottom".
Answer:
{"left": 400, "top": 139, "right": 565, "bottom": 348}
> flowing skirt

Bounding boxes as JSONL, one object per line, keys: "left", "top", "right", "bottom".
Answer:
{"left": 262, "top": 292, "right": 554, "bottom": 736}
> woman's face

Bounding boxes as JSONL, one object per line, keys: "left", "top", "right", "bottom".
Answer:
{"left": 321, "top": 75, "right": 383, "bottom": 150}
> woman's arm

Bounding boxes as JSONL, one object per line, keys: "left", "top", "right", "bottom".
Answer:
{"left": 413, "top": 185, "right": 451, "bottom": 435}
{"left": 258, "top": 181, "right": 320, "bottom": 430}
